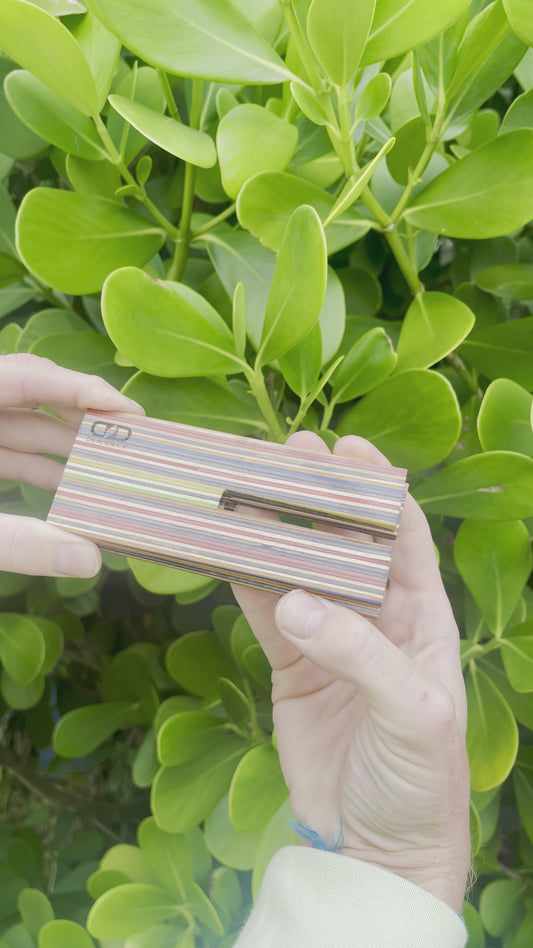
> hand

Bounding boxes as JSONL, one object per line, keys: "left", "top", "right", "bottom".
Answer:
{"left": 232, "top": 431, "right": 470, "bottom": 913}
{"left": 0, "top": 354, "right": 144, "bottom": 577}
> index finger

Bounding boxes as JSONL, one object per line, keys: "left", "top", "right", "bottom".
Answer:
{"left": 0, "top": 354, "right": 144, "bottom": 420}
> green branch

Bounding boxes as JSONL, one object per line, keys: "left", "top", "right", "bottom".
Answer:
{"left": 169, "top": 80, "right": 204, "bottom": 282}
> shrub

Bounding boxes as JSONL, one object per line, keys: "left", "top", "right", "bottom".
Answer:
{"left": 0, "top": 0, "right": 533, "bottom": 943}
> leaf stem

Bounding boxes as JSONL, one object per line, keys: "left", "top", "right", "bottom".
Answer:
{"left": 245, "top": 365, "right": 286, "bottom": 442}
{"left": 157, "top": 68, "right": 181, "bottom": 120}
{"left": 278, "top": 0, "right": 324, "bottom": 91}
{"left": 192, "top": 202, "right": 237, "bottom": 238}
{"left": 93, "top": 114, "right": 179, "bottom": 240}
{"left": 168, "top": 80, "right": 204, "bottom": 282}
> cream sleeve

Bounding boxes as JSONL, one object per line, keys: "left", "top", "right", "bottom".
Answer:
{"left": 234, "top": 846, "right": 468, "bottom": 947}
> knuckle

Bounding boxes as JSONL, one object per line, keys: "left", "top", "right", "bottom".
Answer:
{"left": 416, "top": 682, "right": 456, "bottom": 732}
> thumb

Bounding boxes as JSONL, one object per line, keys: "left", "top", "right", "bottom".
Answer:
{"left": 0, "top": 514, "right": 101, "bottom": 577}
{"left": 274, "top": 590, "right": 440, "bottom": 723}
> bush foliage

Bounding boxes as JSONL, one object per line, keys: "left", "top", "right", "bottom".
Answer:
{"left": 1, "top": 0, "right": 533, "bottom": 944}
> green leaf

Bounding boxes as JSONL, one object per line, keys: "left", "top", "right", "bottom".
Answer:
{"left": 0, "top": 0, "right": 99, "bottom": 116}
{"left": 462, "top": 903, "right": 486, "bottom": 948}
{"left": 157, "top": 712, "right": 225, "bottom": 767}
{"left": 500, "top": 89, "right": 533, "bottom": 134}
{"left": 479, "top": 879, "right": 526, "bottom": 937}
{"left": 53, "top": 701, "right": 139, "bottom": 758}
{"left": 232, "top": 282, "right": 247, "bottom": 359}
{"left": 16, "top": 190, "right": 164, "bottom": 294}
{"left": 151, "top": 735, "right": 246, "bottom": 832}
{"left": 331, "top": 327, "right": 396, "bottom": 403}
{"left": 66, "top": 155, "right": 122, "bottom": 200}
{"left": 109, "top": 96, "right": 216, "bottom": 168}
{"left": 87, "top": 884, "right": 182, "bottom": 940}
{"left": 252, "top": 796, "right": 297, "bottom": 900}
{"left": 100, "top": 843, "right": 160, "bottom": 886}
{"left": 17, "top": 308, "right": 91, "bottom": 353}
{"left": 183, "top": 880, "right": 224, "bottom": 936}
{"left": 122, "top": 373, "right": 265, "bottom": 435}
{"left": 324, "top": 137, "right": 395, "bottom": 225}
{"left": 165, "top": 630, "right": 239, "bottom": 700}
{"left": 353, "top": 72, "right": 392, "bottom": 123}
{"left": 395, "top": 292, "right": 475, "bottom": 372}
{"left": 290, "top": 82, "right": 330, "bottom": 126}
{"left": 102, "top": 268, "right": 241, "bottom": 377}
{"left": 217, "top": 104, "right": 298, "bottom": 199}
{"left": 137, "top": 818, "right": 192, "bottom": 896}
{"left": 307, "top": 0, "right": 375, "bottom": 86}
{"left": 503, "top": 0, "right": 533, "bottom": 45}
{"left": 237, "top": 171, "right": 370, "bottom": 254}
{"left": 228, "top": 745, "right": 288, "bottom": 833}
{"left": 39, "top": 920, "right": 95, "bottom": 948}
{"left": 71, "top": 10, "right": 121, "bottom": 114}
{"left": 513, "top": 911, "right": 533, "bottom": 948}
{"left": 1, "top": 669, "right": 45, "bottom": 709}
{"left": 501, "top": 624, "right": 533, "bottom": 693}
{"left": 460, "top": 317, "right": 533, "bottom": 390}
{"left": 107, "top": 65, "right": 166, "bottom": 165}
{"left": 446, "top": 2, "right": 525, "bottom": 123}
{"left": 258, "top": 205, "right": 327, "bottom": 365}
{"left": 132, "top": 730, "right": 159, "bottom": 789}
{"left": 219, "top": 678, "right": 251, "bottom": 729}
{"left": 32, "top": 617, "right": 64, "bottom": 674}
{"left": 0, "top": 614, "right": 45, "bottom": 685}
{"left": 466, "top": 665, "right": 518, "bottom": 791}
{"left": 337, "top": 369, "right": 461, "bottom": 472}
{"left": 454, "top": 520, "right": 532, "bottom": 635}
{"left": 514, "top": 764, "right": 533, "bottom": 844}
{"left": 128, "top": 559, "right": 215, "bottom": 598}
{"left": 86, "top": 0, "right": 292, "bottom": 84}
{"left": 362, "top": 0, "right": 470, "bottom": 65}
{"left": 205, "top": 794, "right": 261, "bottom": 870}
{"left": 475, "top": 264, "right": 533, "bottom": 300}
{"left": 18, "top": 888, "right": 54, "bottom": 940}
{"left": 413, "top": 452, "right": 533, "bottom": 520}
{"left": 477, "top": 379, "right": 533, "bottom": 457}
{"left": 278, "top": 323, "right": 322, "bottom": 398}
{"left": 405, "top": 131, "right": 533, "bottom": 238}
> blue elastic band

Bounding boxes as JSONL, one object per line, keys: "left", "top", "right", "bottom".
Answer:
{"left": 289, "top": 814, "right": 344, "bottom": 853}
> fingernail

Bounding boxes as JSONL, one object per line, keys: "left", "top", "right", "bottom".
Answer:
{"left": 276, "top": 590, "right": 326, "bottom": 639}
{"left": 53, "top": 544, "right": 100, "bottom": 577}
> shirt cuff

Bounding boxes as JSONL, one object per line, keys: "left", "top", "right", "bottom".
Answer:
{"left": 235, "top": 846, "right": 468, "bottom": 948}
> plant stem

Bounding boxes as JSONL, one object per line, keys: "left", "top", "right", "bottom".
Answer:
{"left": 192, "top": 202, "right": 237, "bottom": 238}
{"left": 447, "top": 352, "right": 481, "bottom": 396}
{"left": 278, "top": 0, "right": 324, "bottom": 91}
{"left": 93, "top": 114, "right": 179, "bottom": 240}
{"left": 157, "top": 68, "right": 180, "bottom": 119}
{"left": 245, "top": 365, "right": 286, "bottom": 441}
{"left": 169, "top": 80, "right": 204, "bottom": 282}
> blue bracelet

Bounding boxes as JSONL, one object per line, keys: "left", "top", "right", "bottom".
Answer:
{"left": 289, "top": 814, "right": 344, "bottom": 853}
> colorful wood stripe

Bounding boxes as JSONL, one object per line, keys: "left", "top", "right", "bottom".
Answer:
{"left": 47, "top": 412, "right": 407, "bottom": 616}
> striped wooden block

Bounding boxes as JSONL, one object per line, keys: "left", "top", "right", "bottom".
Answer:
{"left": 47, "top": 411, "right": 407, "bottom": 617}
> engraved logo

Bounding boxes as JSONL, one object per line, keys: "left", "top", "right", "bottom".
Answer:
{"left": 90, "top": 421, "right": 132, "bottom": 442}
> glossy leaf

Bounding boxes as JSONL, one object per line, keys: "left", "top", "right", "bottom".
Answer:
{"left": 413, "top": 452, "right": 533, "bottom": 520}
{"left": 70, "top": 10, "right": 121, "bottom": 113}
{"left": 405, "top": 131, "right": 533, "bottom": 238}
{"left": 87, "top": 884, "right": 182, "bottom": 939}
{"left": 109, "top": 96, "right": 216, "bottom": 168}
{"left": 157, "top": 713, "right": 225, "bottom": 767}
{"left": 17, "top": 308, "right": 91, "bottom": 353}
{"left": 53, "top": 701, "right": 138, "bottom": 757}
{"left": 479, "top": 878, "right": 526, "bottom": 937}
{"left": 137, "top": 818, "right": 192, "bottom": 894}
{"left": 362, "top": 0, "right": 470, "bottom": 65}
{"left": 122, "top": 372, "right": 265, "bottom": 435}
{"left": 205, "top": 794, "right": 261, "bottom": 870}
{"left": 466, "top": 666, "right": 518, "bottom": 792}
{"left": 475, "top": 264, "right": 533, "bottom": 300}
{"left": 151, "top": 735, "right": 246, "bottom": 832}
{"left": 107, "top": 66, "right": 166, "bottom": 165}
{"left": 102, "top": 268, "right": 240, "bottom": 377}
{"left": 0, "top": 0, "right": 99, "bottom": 115}
{"left": 258, "top": 205, "right": 327, "bottom": 365}
{"left": 395, "top": 292, "right": 475, "bottom": 372}
{"left": 39, "top": 920, "right": 95, "bottom": 948}
{"left": 454, "top": 520, "right": 531, "bottom": 635}
{"left": 500, "top": 89, "right": 533, "bottom": 134}
{"left": 165, "top": 630, "right": 239, "bottom": 700}
{"left": 337, "top": 369, "right": 461, "bottom": 472}
{"left": 1, "top": 668, "right": 45, "bottom": 709}
{"left": 0, "top": 614, "right": 45, "bottom": 685}
{"left": 18, "top": 888, "right": 54, "bottom": 940}
{"left": 228, "top": 745, "right": 288, "bottom": 833}
{"left": 353, "top": 73, "right": 392, "bottom": 123}
{"left": 16, "top": 190, "right": 164, "bottom": 294}
{"left": 307, "top": 0, "right": 375, "bottom": 86}
{"left": 4, "top": 72, "right": 104, "bottom": 159}
{"left": 331, "top": 327, "right": 396, "bottom": 403}
{"left": 217, "top": 104, "right": 298, "bottom": 199}
{"left": 477, "top": 379, "right": 533, "bottom": 456}
{"left": 128, "top": 559, "right": 215, "bottom": 597}
{"left": 502, "top": 633, "right": 533, "bottom": 697}
{"left": 460, "top": 317, "right": 533, "bottom": 390}
{"left": 503, "top": 0, "right": 533, "bottom": 46}
{"left": 86, "top": 0, "right": 292, "bottom": 84}
{"left": 237, "top": 171, "right": 370, "bottom": 254}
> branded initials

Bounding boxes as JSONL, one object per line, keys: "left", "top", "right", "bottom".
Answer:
{"left": 90, "top": 421, "right": 132, "bottom": 442}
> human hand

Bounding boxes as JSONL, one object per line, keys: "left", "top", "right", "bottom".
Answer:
{"left": 0, "top": 354, "right": 144, "bottom": 576}
{"left": 232, "top": 431, "right": 470, "bottom": 913}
